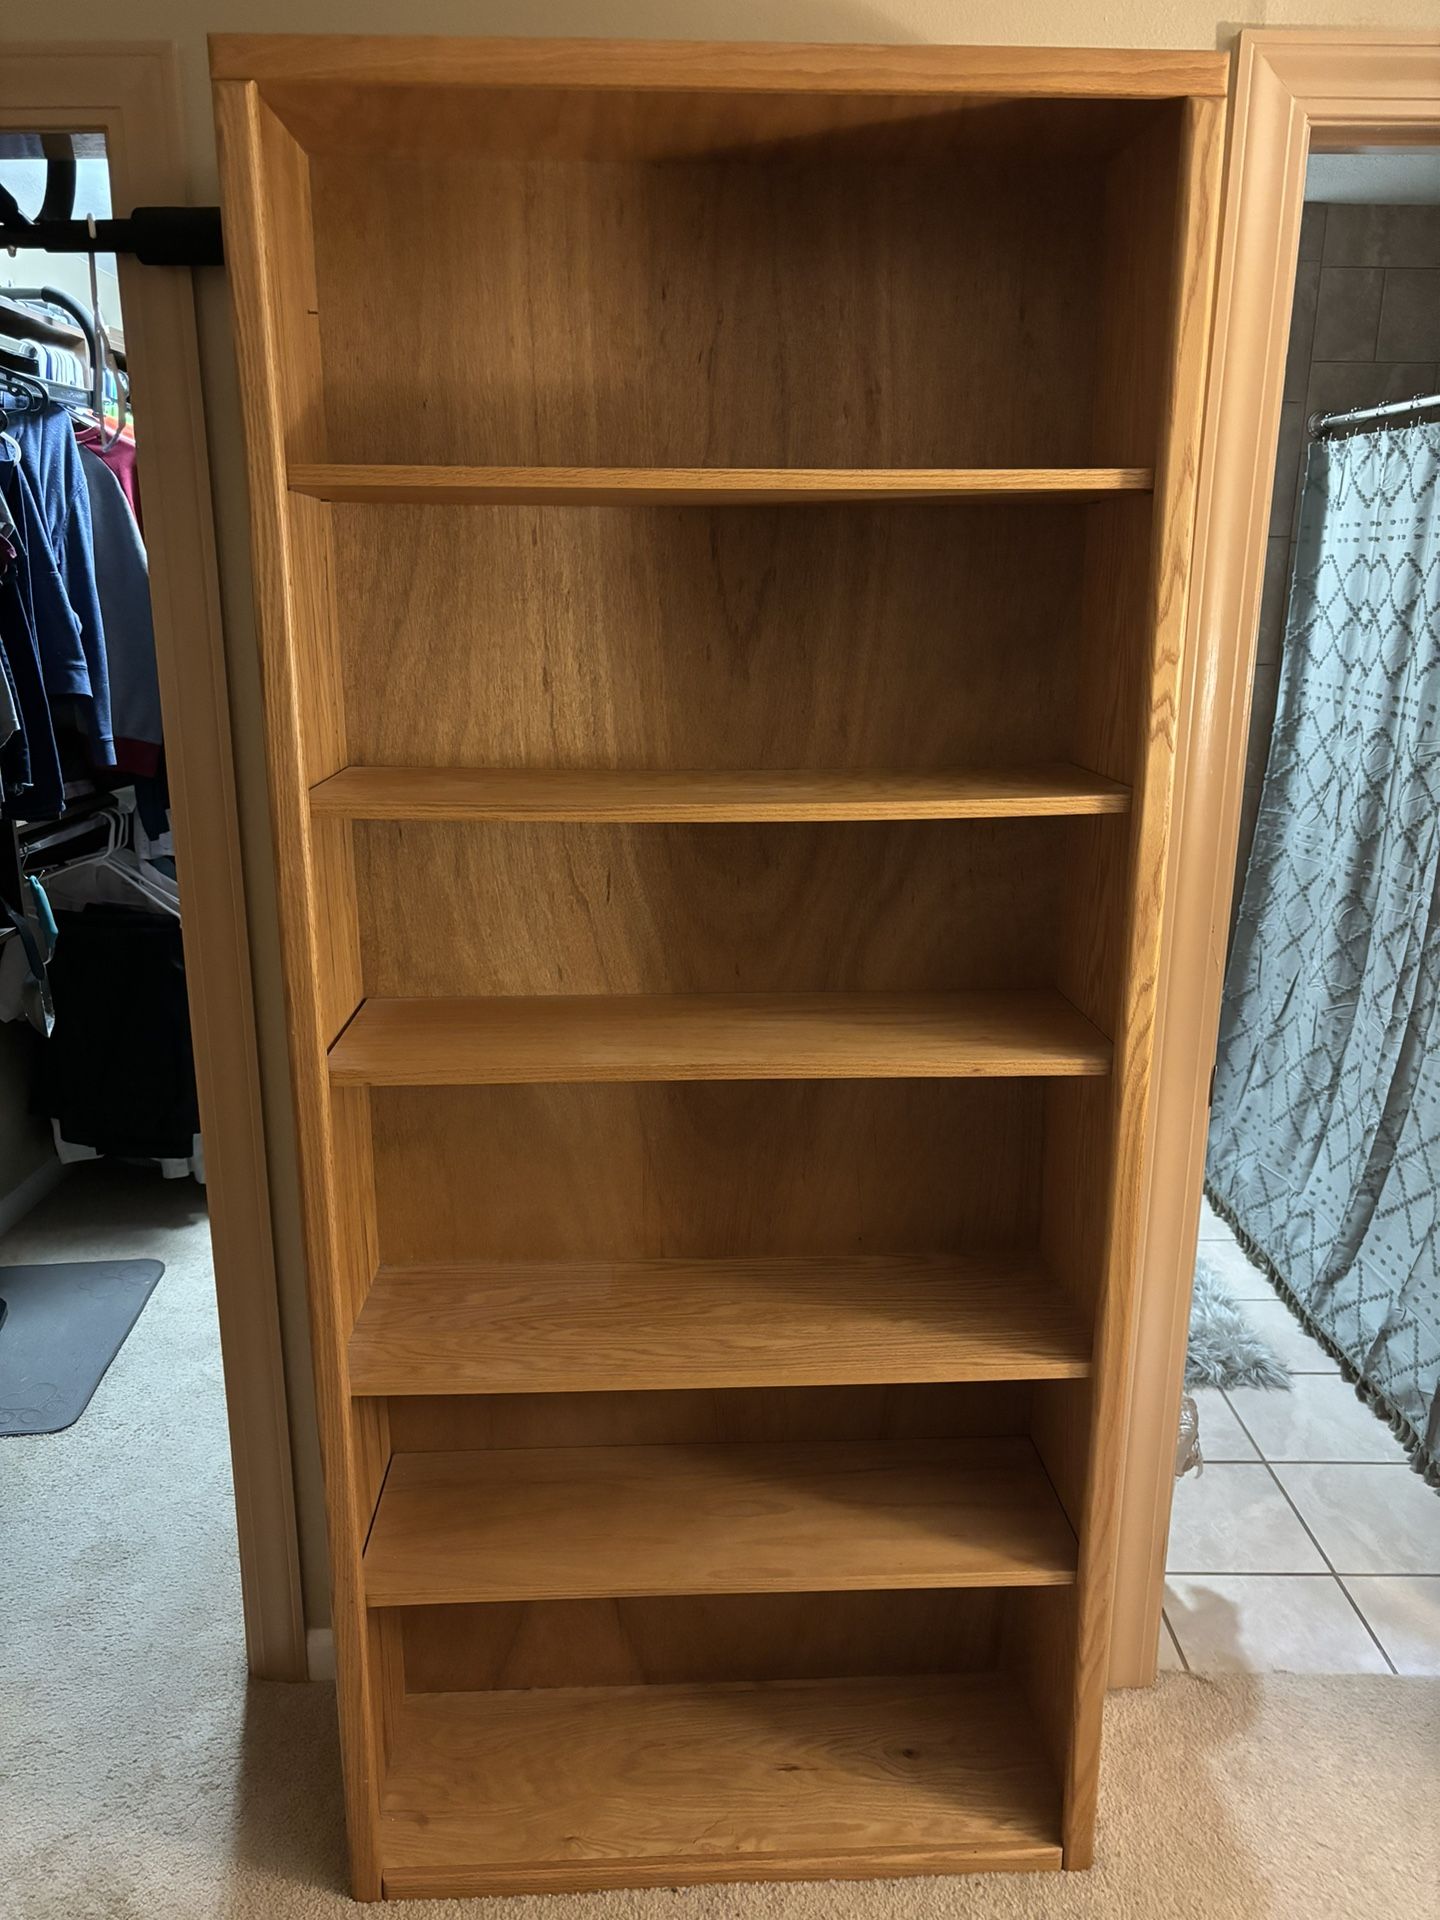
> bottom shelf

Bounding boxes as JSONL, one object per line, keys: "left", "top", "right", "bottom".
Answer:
{"left": 379, "top": 1672, "right": 1062, "bottom": 1896}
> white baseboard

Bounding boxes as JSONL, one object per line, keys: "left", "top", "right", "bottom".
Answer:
{"left": 306, "top": 1627, "right": 335, "bottom": 1681}
{"left": 0, "top": 1157, "right": 64, "bottom": 1238}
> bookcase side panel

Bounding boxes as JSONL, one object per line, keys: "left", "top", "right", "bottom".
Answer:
{"left": 1039, "top": 95, "right": 1225, "bottom": 1868}
{"left": 213, "top": 77, "right": 387, "bottom": 1898}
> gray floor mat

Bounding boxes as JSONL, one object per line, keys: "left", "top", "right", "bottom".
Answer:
{"left": 0, "top": 1261, "right": 164, "bottom": 1436}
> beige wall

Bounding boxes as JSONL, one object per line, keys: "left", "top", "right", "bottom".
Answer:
{"left": 11, "top": 0, "right": 1440, "bottom": 1630}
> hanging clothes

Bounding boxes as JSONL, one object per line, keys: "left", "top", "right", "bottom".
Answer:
{"left": 75, "top": 422, "right": 141, "bottom": 530}
{"left": 79, "top": 449, "right": 161, "bottom": 775}
{"left": 0, "top": 445, "right": 20, "bottom": 794}
{"left": 8, "top": 403, "right": 113, "bottom": 768}
{"left": 0, "top": 302, "right": 191, "bottom": 1176}
{"left": 0, "top": 439, "right": 70, "bottom": 819}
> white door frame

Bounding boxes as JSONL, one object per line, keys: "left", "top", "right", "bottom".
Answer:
{"left": 0, "top": 40, "right": 306, "bottom": 1681}
{"left": 1110, "top": 25, "right": 1440, "bottom": 1686}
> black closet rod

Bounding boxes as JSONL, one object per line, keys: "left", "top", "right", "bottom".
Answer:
{"left": 0, "top": 204, "right": 223, "bottom": 268}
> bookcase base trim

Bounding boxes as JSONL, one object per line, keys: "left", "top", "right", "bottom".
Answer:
{"left": 382, "top": 1841, "right": 1062, "bottom": 1898}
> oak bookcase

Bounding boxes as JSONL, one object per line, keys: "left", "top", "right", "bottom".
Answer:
{"left": 213, "top": 34, "right": 1225, "bottom": 1900}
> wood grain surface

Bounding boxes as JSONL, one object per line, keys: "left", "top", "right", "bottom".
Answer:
{"left": 291, "top": 465, "right": 1152, "bottom": 503}
{"left": 397, "top": 1588, "right": 1007, "bottom": 1694}
{"left": 378, "top": 1673, "right": 1062, "bottom": 1894}
{"left": 364, "top": 1438, "right": 1076, "bottom": 1606}
{"left": 213, "top": 33, "right": 1227, "bottom": 98}
{"left": 332, "top": 504, "right": 1092, "bottom": 775}
{"left": 331, "top": 991, "right": 1111, "bottom": 1086}
{"left": 370, "top": 1078, "right": 1041, "bottom": 1263}
{"left": 348, "top": 1253, "right": 1091, "bottom": 1396}
{"left": 352, "top": 818, "right": 1074, "bottom": 998}
{"left": 309, "top": 149, "right": 1107, "bottom": 469}
{"left": 212, "top": 78, "right": 387, "bottom": 1896}
{"left": 313, "top": 763, "right": 1131, "bottom": 822}
{"left": 386, "top": 1383, "right": 1029, "bottom": 1456}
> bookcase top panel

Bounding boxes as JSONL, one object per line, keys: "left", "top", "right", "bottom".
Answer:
{"left": 211, "top": 34, "right": 1228, "bottom": 98}
{"left": 211, "top": 35, "right": 1224, "bottom": 160}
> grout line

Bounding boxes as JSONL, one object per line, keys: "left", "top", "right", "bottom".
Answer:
{"left": 1215, "top": 1388, "right": 1265, "bottom": 1453}
{"left": 1333, "top": 1573, "right": 1399, "bottom": 1675}
{"left": 1218, "top": 1388, "right": 1411, "bottom": 1469}
{"left": 1216, "top": 1394, "right": 1341, "bottom": 1576}
{"left": 1257, "top": 1462, "right": 1347, "bottom": 1577}
{"left": 1167, "top": 1569, "right": 1376, "bottom": 1578}
{"left": 1208, "top": 1456, "right": 1410, "bottom": 1467}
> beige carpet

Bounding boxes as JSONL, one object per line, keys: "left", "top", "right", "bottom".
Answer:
{"left": 4, "top": 1171, "right": 1438, "bottom": 1917}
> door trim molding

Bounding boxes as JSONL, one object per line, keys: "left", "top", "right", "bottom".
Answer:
{"left": 1110, "top": 26, "right": 1440, "bottom": 1686}
{"left": 0, "top": 41, "right": 306, "bottom": 1681}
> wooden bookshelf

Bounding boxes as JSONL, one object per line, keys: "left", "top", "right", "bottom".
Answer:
{"left": 216, "top": 31, "right": 1224, "bottom": 1899}
{"left": 311, "top": 764, "right": 1133, "bottom": 823}
{"left": 347, "top": 1253, "right": 1092, "bottom": 1395}
{"left": 289, "top": 463, "right": 1154, "bottom": 505}
{"left": 365, "top": 1438, "right": 1077, "bottom": 1606}
{"left": 328, "top": 991, "right": 1112, "bottom": 1086}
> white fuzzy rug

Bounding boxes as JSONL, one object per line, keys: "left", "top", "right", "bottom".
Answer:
{"left": 1187, "top": 1250, "right": 1291, "bottom": 1391}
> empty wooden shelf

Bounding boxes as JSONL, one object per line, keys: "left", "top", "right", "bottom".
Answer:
{"left": 380, "top": 1675, "right": 1062, "bottom": 1896}
{"left": 365, "top": 1437, "right": 1076, "bottom": 1607}
{"left": 289, "top": 463, "right": 1154, "bottom": 505}
{"left": 311, "top": 764, "right": 1133, "bottom": 823}
{"left": 218, "top": 28, "right": 1224, "bottom": 1900}
{"left": 329, "top": 991, "right": 1112, "bottom": 1086}
{"left": 347, "top": 1252, "right": 1092, "bottom": 1396}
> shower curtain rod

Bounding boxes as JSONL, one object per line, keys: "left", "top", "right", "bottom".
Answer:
{"left": 1310, "top": 390, "right": 1440, "bottom": 436}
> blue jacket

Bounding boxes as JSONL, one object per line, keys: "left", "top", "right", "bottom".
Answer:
{"left": 11, "top": 404, "right": 115, "bottom": 767}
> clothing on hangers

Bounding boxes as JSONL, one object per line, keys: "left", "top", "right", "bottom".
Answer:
{"left": 75, "top": 422, "right": 140, "bottom": 529}
{"left": 0, "top": 442, "right": 70, "bottom": 818}
{"left": 7, "top": 403, "right": 113, "bottom": 767}
{"left": 78, "top": 448, "right": 161, "bottom": 774}
{"left": 0, "top": 291, "right": 191, "bottom": 1177}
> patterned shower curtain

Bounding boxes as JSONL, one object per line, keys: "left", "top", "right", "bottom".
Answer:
{"left": 1207, "top": 421, "right": 1440, "bottom": 1485}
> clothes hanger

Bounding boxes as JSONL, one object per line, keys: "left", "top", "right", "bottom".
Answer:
{"left": 0, "top": 354, "right": 50, "bottom": 416}
{"left": 0, "top": 286, "right": 102, "bottom": 420}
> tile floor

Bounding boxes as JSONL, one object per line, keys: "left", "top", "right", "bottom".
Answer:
{"left": 1162, "top": 1196, "right": 1440, "bottom": 1676}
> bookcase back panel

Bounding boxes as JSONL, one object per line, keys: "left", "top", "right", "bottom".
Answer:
{"left": 309, "top": 152, "right": 1105, "bottom": 468}
{"left": 331, "top": 503, "right": 1090, "bottom": 772}
{"left": 354, "top": 820, "right": 1073, "bottom": 997}
{"left": 371, "top": 1081, "right": 1040, "bottom": 1262}
{"left": 396, "top": 1589, "right": 1008, "bottom": 1693}
{"left": 386, "top": 1383, "right": 1030, "bottom": 1452}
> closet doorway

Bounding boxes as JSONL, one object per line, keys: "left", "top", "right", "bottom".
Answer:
{"left": 0, "top": 47, "right": 303, "bottom": 1685}
{"left": 1115, "top": 26, "right": 1440, "bottom": 1688}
